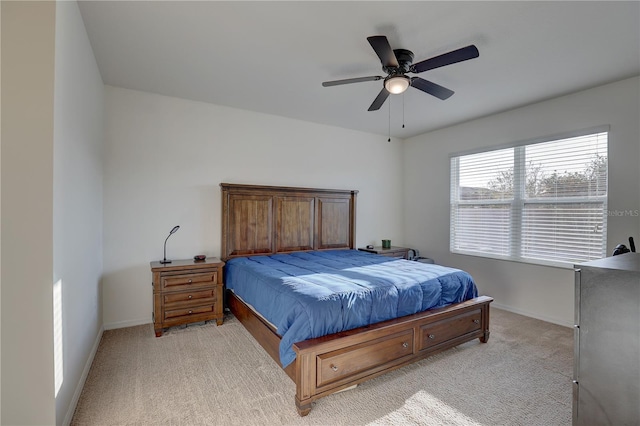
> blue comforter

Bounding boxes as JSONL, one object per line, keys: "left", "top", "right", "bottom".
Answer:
{"left": 224, "top": 250, "right": 478, "bottom": 368}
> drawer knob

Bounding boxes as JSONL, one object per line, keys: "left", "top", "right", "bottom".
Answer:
{"left": 428, "top": 334, "right": 435, "bottom": 339}
{"left": 331, "top": 365, "right": 338, "bottom": 372}
{"left": 473, "top": 319, "right": 480, "bottom": 324}
{"left": 402, "top": 342, "right": 409, "bottom": 348}
{"left": 188, "top": 295, "right": 193, "bottom": 299}
{"left": 188, "top": 310, "right": 193, "bottom": 314}
{"left": 188, "top": 279, "right": 193, "bottom": 284}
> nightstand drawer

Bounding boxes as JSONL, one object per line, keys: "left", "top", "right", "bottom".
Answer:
{"left": 358, "top": 246, "right": 410, "bottom": 259}
{"left": 164, "top": 289, "right": 216, "bottom": 307}
{"left": 161, "top": 271, "right": 217, "bottom": 292}
{"left": 378, "top": 250, "right": 407, "bottom": 258}
{"left": 164, "top": 303, "right": 217, "bottom": 321}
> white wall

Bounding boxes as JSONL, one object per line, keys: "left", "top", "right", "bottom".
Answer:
{"left": 103, "top": 86, "right": 404, "bottom": 328}
{"left": 53, "top": 2, "right": 104, "bottom": 425}
{"left": 1, "top": 3, "right": 3, "bottom": 419}
{"left": 0, "top": 3, "right": 3, "bottom": 420}
{"left": 1, "top": 2, "right": 57, "bottom": 424}
{"left": 403, "top": 76, "right": 640, "bottom": 326}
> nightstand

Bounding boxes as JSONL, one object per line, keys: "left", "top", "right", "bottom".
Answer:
{"left": 358, "top": 246, "right": 411, "bottom": 259}
{"left": 150, "top": 257, "right": 225, "bottom": 337}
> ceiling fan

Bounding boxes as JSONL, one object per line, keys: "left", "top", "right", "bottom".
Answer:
{"left": 322, "top": 35, "right": 479, "bottom": 111}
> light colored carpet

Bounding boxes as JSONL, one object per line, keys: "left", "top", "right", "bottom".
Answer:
{"left": 71, "top": 308, "right": 572, "bottom": 425}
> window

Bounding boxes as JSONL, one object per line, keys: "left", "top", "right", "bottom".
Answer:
{"left": 450, "top": 127, "right": 608, "bottom": 266}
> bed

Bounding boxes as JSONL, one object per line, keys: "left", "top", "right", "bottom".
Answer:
{"left": 220, "top": 183, "right": 493, "bottom": 416}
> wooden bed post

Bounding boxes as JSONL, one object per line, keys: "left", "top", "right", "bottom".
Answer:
{"left": 480, "top": 302, "right": 491, "bottom": 343}
{"left": 294, "top": 351, "right": 314, "bottom": 416}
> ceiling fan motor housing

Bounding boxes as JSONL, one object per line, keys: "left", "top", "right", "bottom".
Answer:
{"left": 383, "top": 49, "right": 414, "bottom": 75}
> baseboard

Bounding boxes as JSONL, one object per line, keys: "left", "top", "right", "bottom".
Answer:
{"left": 491, "top": 302, "right": 573, "bottom": 328}
{"left": 104, "top": 317, "right": 151, "bottom": 330}
{"left": 62, "top": 324, "right": 104, "bottom": 426}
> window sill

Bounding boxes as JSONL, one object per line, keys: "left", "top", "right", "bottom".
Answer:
{"left": 450, "top": 250, "right": 591, "bottom": 270}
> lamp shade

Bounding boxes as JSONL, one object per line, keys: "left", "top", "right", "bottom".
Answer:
{"left": 384, "top": 76, "right": 410, "bottom": 94}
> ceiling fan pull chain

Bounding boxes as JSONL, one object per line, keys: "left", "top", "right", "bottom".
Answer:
{"left": 388, "top": 96, "right": 391, "bottom": 142}
{"left": 402, "top": 93, "right": 405, "bottom": 129}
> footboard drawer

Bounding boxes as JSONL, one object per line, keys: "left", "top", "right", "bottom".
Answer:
{"left": 418, "top": 309, "right": 482, "bottom": 351}
{"left": 316, "top": 329, "right": 413, "bottom": 387}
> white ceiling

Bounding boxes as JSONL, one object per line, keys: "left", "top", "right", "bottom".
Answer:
{"left": 78, "top": 1, "right": 640, "bottom": 139}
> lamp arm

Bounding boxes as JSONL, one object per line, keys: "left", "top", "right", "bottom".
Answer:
{"left": 163, "top": 233, "right": 172, "bottom": 262}
{"left": 160, "top": 225, "right": 180, "bottom": 264}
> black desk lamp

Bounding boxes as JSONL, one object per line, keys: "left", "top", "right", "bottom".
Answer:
{"left": 160, "top": 225, "right": 180, "bottom": 264}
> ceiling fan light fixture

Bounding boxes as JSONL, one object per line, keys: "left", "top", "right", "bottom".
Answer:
{"left": 384, "top": 76, "right": 410, "bottom": 94}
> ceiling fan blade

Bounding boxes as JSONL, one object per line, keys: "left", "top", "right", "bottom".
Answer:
{"left": 367, "top": 35, "right": 399, "bottom": 68}
{"left": 411, "top": 45, "right": 479, "bottom": 73}
{"left": 411, "top": 77, "right": 454, "bottom": 100}
{"left": 368, "top": 88, "right": 390, "bottom": 111}
{"left": 322, "top": 76, "right": 383, "bottom": 87}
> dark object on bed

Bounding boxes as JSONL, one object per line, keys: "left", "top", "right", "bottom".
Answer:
{"left": 220, "top": 183, "right": 492, "bottom": 416}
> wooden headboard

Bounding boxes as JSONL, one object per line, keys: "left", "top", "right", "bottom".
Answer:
{"left": 220, "top": 183, "right": 358, "bottom": 261}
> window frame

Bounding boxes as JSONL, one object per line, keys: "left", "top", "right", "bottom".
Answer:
{"left": 449, "top": 125, "right": 609, "bottom": 269}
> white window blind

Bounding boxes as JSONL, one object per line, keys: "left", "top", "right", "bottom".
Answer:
{"left": 450, "top": 128, "right": 608, "bottom": 266}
